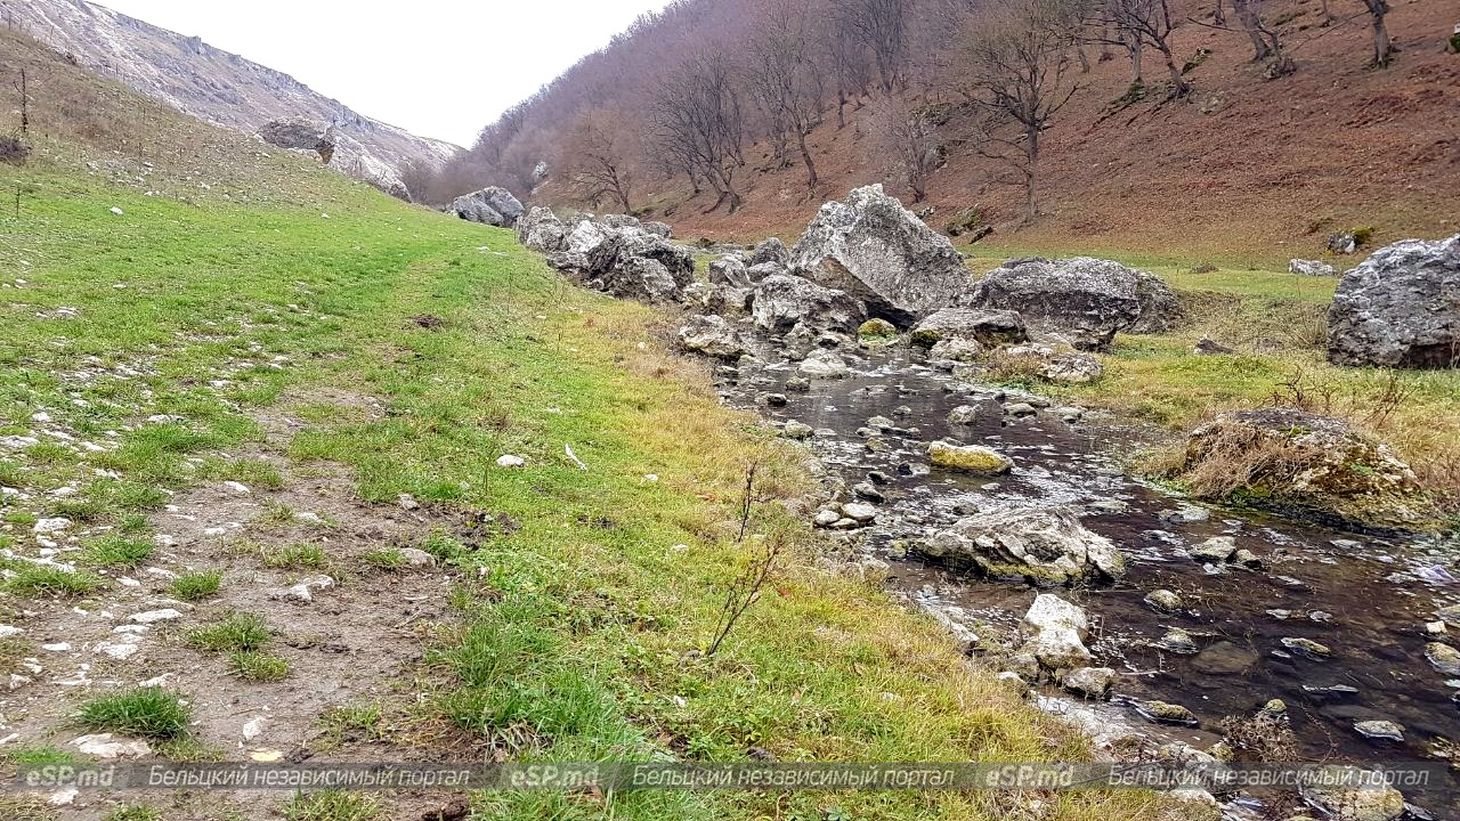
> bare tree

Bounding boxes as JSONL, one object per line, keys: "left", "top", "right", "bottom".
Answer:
{"left": 1092, "top": 0, "right": 1191, "bottom": 97}
{"left": 959, "top": 0, "right": 1082, "bottom": 224}
{"left": 1357, "top": 0, "right": 1394, "bottom": 67}
{"left": 869, "top": 97, "right": 942, "bottom": 202}
{"left": 841, "top": 0, "right": 909, "bottom": 94}
{"left": 1230, "top": 0, "right": 1294, "bottom": 75}
{"left": 823, "top": 9, "right": 872, "bottom": 128}
{"left": 649, "top": 51, "right": 747, "bottom": 212}
{"left": 562, "top": 111, "right": 636, "bottom": 212}
{"left": 15, "top": 67, "right": 27, "bottom": 136}
{"left": 746, "top": 0, "right": 824, "bottom": 193}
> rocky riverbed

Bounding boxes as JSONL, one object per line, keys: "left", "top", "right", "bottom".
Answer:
{"left": 715, "top": 341, "right": 1459, "bottom": 818}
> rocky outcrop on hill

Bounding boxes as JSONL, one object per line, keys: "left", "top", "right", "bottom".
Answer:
{"left": 1328, "top": 234, "right": 1460, "bottom": 369}
{"left": 451, "top": 187, "right": 524, "bottom": 228}
{"left": 790, "top": 185, "right": 970, "bottom": 325}
{"left": 965, "top": 257, "right": 1180, "bottom": 350}
{"left": 13, "top": 0, "right": 458, "bottom": 198}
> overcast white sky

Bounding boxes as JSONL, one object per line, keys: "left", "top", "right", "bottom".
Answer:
{"left": 94, "top": 0, "right": 673, "bottom": 147}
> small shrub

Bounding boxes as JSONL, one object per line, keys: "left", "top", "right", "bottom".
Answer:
{"left": 169, "top": 570, "right": 222, "bottom": 601}
{"left": 228, "top": 651, "right": 290, "bottom": 682}
{"left": 81, "top": 535, "right": 154, "bottom": 569}
{"left": 282, "top": 790, "right": 379, "bottom": 821}
{"left": 186, "top": 612, "right": 270, "bottom": 652}
{"left": 6, "top": 566, "right": 104, "bottom": 598}
{"left": 77, "top": 688, "right": 191, "bottom": 739}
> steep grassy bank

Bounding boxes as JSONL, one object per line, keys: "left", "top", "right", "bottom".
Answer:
{"left": 0, "top": 155, "right": 1188, "bottom": 820}
{"left": 963, "top": 244, "right": 1460, "bottom": 523}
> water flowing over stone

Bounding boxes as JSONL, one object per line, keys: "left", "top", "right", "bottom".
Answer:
{"left": 917, "top": 506, "right": 1126, "bottom": 584}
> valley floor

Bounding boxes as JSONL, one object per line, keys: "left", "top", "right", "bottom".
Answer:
{"left": 0, "top": 167, "right": 1185, "bottom": 820}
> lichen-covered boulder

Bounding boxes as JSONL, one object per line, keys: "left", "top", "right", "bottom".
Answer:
{"left": 790, "top": 184, "right": 970, "bottom": 325}
{"left": 1169, "top": 408, "right": 1429, "bottom": 529}
{"left": 542, "top": 216, "right": 694, "bottom": 302}
{"left": 1327, "top": 234, "right": 1460, "bottom": 369}
{"left": 916, "top": 506, "right": 1126, "bottom": 584}
{"left": 450, "top": 186, "right": 524, "bottom": 228}
{"left": 910, "top": 308, "right": 1029, "bottom": 347}
{"left": 750, "top": 274, "right": 866, "bottom": 335}
{"left": 965, "top": 257, "right": 1178, "bottom": 350}
{"left": 709, "top": 255, "right": 751, "bottom": 288}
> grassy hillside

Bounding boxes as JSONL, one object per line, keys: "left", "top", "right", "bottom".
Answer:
{"left": 0, "top": 29, "right": 1186, "bottom": 821}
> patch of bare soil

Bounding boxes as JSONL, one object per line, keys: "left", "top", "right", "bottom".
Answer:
{"left": 0, "top": 390, "right": 481, "bottom": 819}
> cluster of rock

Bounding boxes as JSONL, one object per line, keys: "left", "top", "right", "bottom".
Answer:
{"left": 915, "top": 506, "right": 1126, "bottom": 585}
{"left": 516, "top": 208, "right": 689, "bottom": 303}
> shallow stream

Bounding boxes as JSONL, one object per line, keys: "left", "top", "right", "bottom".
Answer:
{"left": 718, "top": 345, "right": 1459, "bottom": 815}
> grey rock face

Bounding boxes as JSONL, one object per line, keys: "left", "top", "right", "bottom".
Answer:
{"left": 917, "top": 506, "right": 1126, "bottom": 584}
{"left": 450, "top": 187, "right": 525, "bottom": 228}
{"left": 709, "top": 256, "right": 751, "bottom": 288}
{"left": 750, "top": 236, "right": 791, "bottom": 267}
{"left": 966, "top": 257, "right": 1178, "bottom": 350}
{"left": 678, "top": 314, "right": 746, "bottom": 360}
{"left": 539, "top": 215, "right": 694, "bottom": 303}
{"left": 911, "top": 308, "right": 1029, "bottom": 347}
{"left": 750, "top": 275, "right": 866, "bottom": 335}
{"left": 790, "top": 185, "right": 970, "bottom": 325}
{"left": 516, "top": 207, "right": 566, "bottom": 253}
{"left": 1327, "top": 234, "right": 1460, "bottom": 369}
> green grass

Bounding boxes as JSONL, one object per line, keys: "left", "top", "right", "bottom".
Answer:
{"left": 0, "top": 104, "right": 1190, "bottom": 818}
{"left": 360, "top": 547, "right": 408, "bottom": 571}
{"left": 79, "top": 535, "right": 154, "bottom": 568}
{"left": 76, "top": 688, "right": 191, "bottom": 739}
{"left": 0, "top": 745, "right": 79, "bottom": 766}
{"left": 185, "top": 613, "right": 271, "bottom": 652}
{"left": 318, "top": 703, "right": 386, "bottom": 745}
{"left": 4, "top": 565, "right": 104, "bottom": 597}
{"left": 105, "top": 806, "right": 163, "bottom": 821}
{"left": 169, "top": 570, "right": 222, "bottom": 601}
{"left": 282, "top": 791, "right": 379, "bottom": 821}
{"left": 228, "top": 651, "right": 290, "bottom": 682}
{"left": 261, "top": 543, "right": 328, "bottom": 570}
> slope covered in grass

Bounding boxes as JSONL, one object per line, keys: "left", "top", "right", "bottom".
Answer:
{"left": 0, "top": 27, "right": 1186, "bottom": 821}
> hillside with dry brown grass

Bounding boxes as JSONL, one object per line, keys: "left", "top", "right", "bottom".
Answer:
{"left": 447, "top": 0, "right": 1459, "bottom": 264}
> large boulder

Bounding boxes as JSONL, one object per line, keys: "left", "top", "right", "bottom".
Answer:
{"left": 451, "top": 187, "right": 525, "bottom": 228}
{"left": 1169, "top": 408, "right": 1429, "bottom": 529}
{"left": 516, "top": 206, "right": 566, "bottom": 253}
{"left": 790, "top": 185, "right": 971, "bottom": 325}
{"left": 1327, "top": 234, "right": 1460, "bottom": 369}
{"left": 750, "top": 237, "right": 791, "bottom": 267}
{"left": 678, "top": 314, "right": 746, "bottom": 359}
{"left": 915, "top": 506, "right": 1127, "bottom": 584}
{"left": 911, "top": 308, "right": 1029, "bottom": 347}
{"left": 965, "top": 257, "right": 1178, "bottom": 350}
{"left": 751, "top": 274, "right": 866, "bottom": 335}
{"left": 1020, "top": 594, "right": 1093, "bottom": 672}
